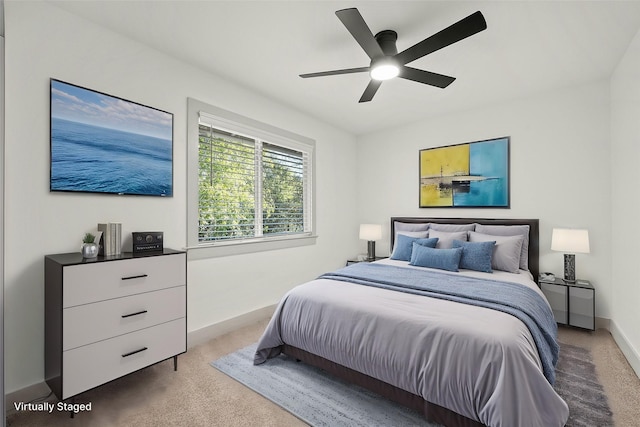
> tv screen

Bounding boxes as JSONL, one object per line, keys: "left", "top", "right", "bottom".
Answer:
{"left": 50, "top": 79, "right": 173, "bottom": 197}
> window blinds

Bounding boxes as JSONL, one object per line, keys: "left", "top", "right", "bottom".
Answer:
{"left": 198, "top": 124, "right": 256, "bottom": 241}
{"left": 198, "top": 119, "right": 311, "bottom": 243}
{"left": 262, "top": 143, "right": 304, "bottom": 236}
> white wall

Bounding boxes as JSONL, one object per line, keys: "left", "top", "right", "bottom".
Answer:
{"left": 611, "top": 27, "right": 640, "bottom": 376}
{"left": 3, "top": 1, "right": 358, "bottom": 393}
{"left": 356, "top": 81, "right": 612, "bottom": 319}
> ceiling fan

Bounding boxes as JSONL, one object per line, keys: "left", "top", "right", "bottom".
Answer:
{"left": 300, "top": 8, "right": 487, "bottom": 103}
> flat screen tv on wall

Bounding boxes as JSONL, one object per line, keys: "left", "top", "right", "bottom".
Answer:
{"left": 50, "top": 79, "right": 173, "bottom": 197}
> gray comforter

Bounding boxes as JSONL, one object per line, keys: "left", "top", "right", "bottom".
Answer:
{"left": 255, "top": 261, "right": 569, "bottom": 427}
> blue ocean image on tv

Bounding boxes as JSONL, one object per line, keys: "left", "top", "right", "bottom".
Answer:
{"left": 50, "top": 80, "right": 173, "bottom": 196}
{"left": 51, "top": 118, "right": 172, "bottom": 195}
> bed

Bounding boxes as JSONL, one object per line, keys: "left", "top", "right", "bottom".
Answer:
{"left": 254, "top": 217, "right": 569, "bottom": 427}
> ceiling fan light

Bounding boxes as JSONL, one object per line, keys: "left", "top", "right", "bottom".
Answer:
{"left": 371, "top": 64, "right": 399, "bottom": 80}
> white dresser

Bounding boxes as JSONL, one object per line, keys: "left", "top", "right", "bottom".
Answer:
{"left": 45, "top": 249, "right": 187, "bottom": 400}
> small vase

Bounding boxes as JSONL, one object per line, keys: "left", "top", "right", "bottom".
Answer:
{"left": 81, "top": 243, "right": 99, "bottom": 258}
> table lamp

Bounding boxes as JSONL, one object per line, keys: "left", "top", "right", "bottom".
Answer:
{"left": 360, "top": 224, "right": 382, "bottom": 261}
{"left": 551, "top": 228, "right": 590, "bottom": 283}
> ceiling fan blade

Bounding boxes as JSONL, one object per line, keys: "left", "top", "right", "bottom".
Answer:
{"left": 359, "top": 80, "right": 382, "bottom": 103}
{"left": 300, "top": 67, "right": 370, "bottom": 78}
{"left": 395, "top": 11, "right": 487, "bottom": 65}
{"left": 336, "top": 8, "right": 384, "bottom": 59}
{"left": 399, "top": 66, "right": 456, "bottom": 88}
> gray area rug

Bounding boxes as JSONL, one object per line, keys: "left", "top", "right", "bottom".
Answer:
{"left": 555, "top": 342, "right": 613, "bottom": 427}
{"left": 211, "top": 343, "right": 438, "bottom": 426}
{"left": 212, "top": 342, "right": 612, "bottom": 427}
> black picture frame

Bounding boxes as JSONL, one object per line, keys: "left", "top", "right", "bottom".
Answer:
{"left": 419, "top": 136, "right": 510, "bottom": 208}
{"left": 50, "top": 79, "right": 174, "bottom": 197}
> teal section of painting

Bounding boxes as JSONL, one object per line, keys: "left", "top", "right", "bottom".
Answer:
{"left": 453, "top": 138, "right": 508, "bottom": 207}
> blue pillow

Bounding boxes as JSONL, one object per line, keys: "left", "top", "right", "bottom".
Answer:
{"left": 409, "top": 243, "right": 462, "bottom": 272}
{"left": 390, "top": 234, "right": 438, "bottom": 261}
{"left": 452, "top": 239, "right": 495, "bottom": 273}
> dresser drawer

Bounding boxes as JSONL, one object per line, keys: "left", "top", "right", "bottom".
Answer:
{"left": 63, "top": 286, "right": 185, "bottom": 350}
{"left": 63, "top": 253, "right": 186, "bottom": 307}
{"left": 62, "top": 318, "right": 186, "bottom": 399}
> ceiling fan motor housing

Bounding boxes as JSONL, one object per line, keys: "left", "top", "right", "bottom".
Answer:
{"left": 374, "top": 30, "right": 398, "bottom": 56}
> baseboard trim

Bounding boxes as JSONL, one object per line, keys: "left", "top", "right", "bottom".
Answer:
{"left": 187, "top": 304, "right": 277, "bottom": 348}
{"left": 610, "top": 319, "right": 640, "bottom": 379}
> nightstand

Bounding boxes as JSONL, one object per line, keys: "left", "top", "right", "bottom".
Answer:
{"left": 539, "top": 276, "right": 595, "bottom": 331}
{"left": 346, "top": 256, "right": 386, "bottom": 266}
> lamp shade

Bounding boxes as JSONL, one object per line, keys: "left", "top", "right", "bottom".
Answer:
{"left": 359, "top": 224, "right": 382, "bottom": 241}
{"left": 551, "top": 228, "right": 590, "bottom": 254}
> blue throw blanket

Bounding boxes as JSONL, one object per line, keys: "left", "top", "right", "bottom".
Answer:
{"left": 319, "top": 263, "right": 559, "bottom": 384}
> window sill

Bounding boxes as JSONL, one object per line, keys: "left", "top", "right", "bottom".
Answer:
{"left": 186, "top": 234, "right": 318, "bottom": 260}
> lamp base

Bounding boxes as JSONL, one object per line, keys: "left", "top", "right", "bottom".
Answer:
{"left": 367, "top": 241, "right": 376, "bottom": 261}
{"left": 563, "top": 253, "right": 576, "bottom": 283}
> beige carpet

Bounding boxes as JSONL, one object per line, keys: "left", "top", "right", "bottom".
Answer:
{"left": 557, "top": 327, "right": 640, "bottom": 426}
{"left": 6, "top": 321, "right": 640, "bottom": 427}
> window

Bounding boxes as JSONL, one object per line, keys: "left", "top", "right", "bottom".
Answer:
{"left": 198, "top": 124, "right": 309, "bottom": 242}
{"left": 187, "top": 99, "right": 315, "bottom": 258}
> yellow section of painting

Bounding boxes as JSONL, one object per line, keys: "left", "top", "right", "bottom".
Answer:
{"left": 420, "top": 144, "right": 469, "bottom": 206}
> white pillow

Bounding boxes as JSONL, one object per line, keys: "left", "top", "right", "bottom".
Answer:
{"left": 394, "top": 222, "right": 430, "bottom": 233}
{"left": 397, "top": 231, "right": 429, "bottom": 238}
{"left": 428, "top": 230, "right": 468, "bottom": 249}
{"left": 475, "top": 224, "right": 530, "bottom": 271}
{"left": 428, "top": 223, "right": 476, "bottom": 232}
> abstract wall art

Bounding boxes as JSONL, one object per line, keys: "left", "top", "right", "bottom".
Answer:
{"left": 419, "top": 137, "right": 510, "bottom": 208}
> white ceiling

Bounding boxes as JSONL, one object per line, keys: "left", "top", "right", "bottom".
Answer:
{"left": 49, "top": 0, "right": 640, "bottom": 136}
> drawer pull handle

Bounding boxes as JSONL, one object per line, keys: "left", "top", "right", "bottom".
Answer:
{"left": 121, "top": 274, "right": 148, "bottom": 281}
{"left": 122, "top": 347, "right": 148, "bottom": 358}
{"left": 121, "top": 310, "right": 148, "bottom": 319}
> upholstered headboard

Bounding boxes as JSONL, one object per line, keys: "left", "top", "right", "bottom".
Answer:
{"left": 390, "top": 217, "right": 540, "bottom": 283}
